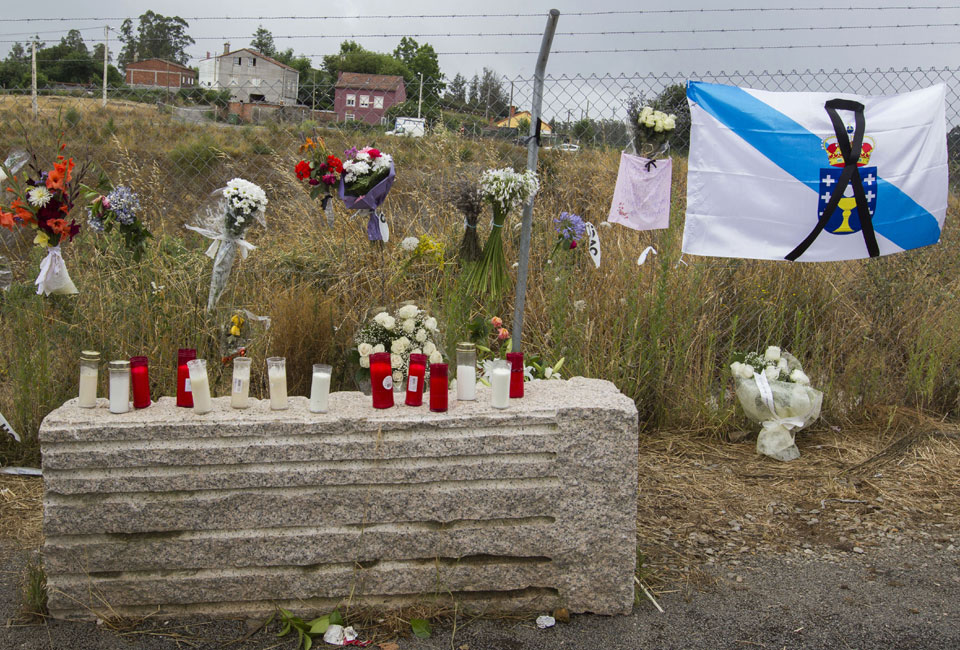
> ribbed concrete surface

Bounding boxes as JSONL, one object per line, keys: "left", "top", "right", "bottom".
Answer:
{"left": 40, "top": 378, "right": 638, "bottom": 620}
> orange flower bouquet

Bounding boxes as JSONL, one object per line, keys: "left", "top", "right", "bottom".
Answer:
{"left": 0, "top": 142, "right": 89, "bottom": 295}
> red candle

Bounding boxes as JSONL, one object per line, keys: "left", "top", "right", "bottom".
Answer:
{"left": 405, "top": 353, "right": 427, "bottom": 407}
{"left": 130, "top": 356, "right": 151, "bottom": 409}
{"left": 429, "top": 363, "right": 448, "bottom": 412}
{"left": 370, "top": 352, "right": 395, "bottom": 409}
{"left": 506, "top": 352, "right": 524, "bottom": 399}
{"left": 176, "top": 349, "right": 196, "bottom": 407}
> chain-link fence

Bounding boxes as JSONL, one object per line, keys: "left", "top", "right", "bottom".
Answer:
{"left": 1, "top": 66, "right": 957, "bottom": 202}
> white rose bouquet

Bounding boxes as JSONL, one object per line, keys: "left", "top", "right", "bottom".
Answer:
{"left": 729, "top": 346, "right": 822, "bottom": 462}
{"left": 352, "top": 303, "right": 444, "bottom": 391}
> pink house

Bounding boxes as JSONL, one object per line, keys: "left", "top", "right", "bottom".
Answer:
{"left": 334, "top": 72, "right": 407, "bottom": 125}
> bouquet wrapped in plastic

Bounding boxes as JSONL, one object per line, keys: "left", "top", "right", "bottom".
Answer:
{"left": 337, "top": 147, "right": 395, "bottom": 241}
{"left": 186, "top": 178, "right": 267, "bottom": 310}
{"left": 730, "top": 347, "right": 823, "bottom": 462}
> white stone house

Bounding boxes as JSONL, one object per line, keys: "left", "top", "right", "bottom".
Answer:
{"left": 198, "top": 44, "right": 299, "bottom": 105}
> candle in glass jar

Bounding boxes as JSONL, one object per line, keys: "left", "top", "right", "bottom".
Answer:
{"left": 78, "top": 350, "right": 99, "bottom": 408}
{"left": 506, "top": 352, "right": 524, "bottom": 399}
{"left": 369, "top": 352, "right": 394, "bottom": 409}
{"left": 490, "top": 359, "right": 510, "bottom": 409}
{"left": 310, "top": 363, "right": 332, "bottom": 413}
{"left": 456, "top": 342, "right": 477, "bottom": 401}
{"left": 429, "top": 363, "right": 448, "bottom": 412}
{"left": 266, "top": 357, "right": 288, "bottom": 410}
{"left": 108, "top": 360, "right": 130, "bottom": 414}
{"left": 130, "top": 356, "right": 151, "bottom": 409}
{"left": 187, "top": 359, "right": 212, "bottom": 414}
{"left": 405, "top": 353, "right": 427, "bottom": 407}
{"left": 231, "top": 356, "right": 251, "bottom": 409}
{"left": 176, "top": 349, "right": 196, "bottom": 407}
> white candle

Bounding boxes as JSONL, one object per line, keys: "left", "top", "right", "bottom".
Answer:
{"left": 457, "top": 364, "right": 476, "bottom": 401}
{"left": 231, "top": 371, "right": 250, "bottom": 409}
{"left": 231, "top": 357, "right": 251, "bottom": 409}
{"left": 310, "top": 368, "right": 331, "bottom": 413}
{"left": 109, "top": 369, "right": 130, "bottom": 414}
{"left": 78, "top": 365, "right": 98, "bottom": 408}
{"left": 187, "top": 359, "right": 213, "bottom": 414}
{"left": 491, "top": 365, "right": 510, "bottom": 409}
{"left": 268, "top": 364, "right": 288, "bottom": 410}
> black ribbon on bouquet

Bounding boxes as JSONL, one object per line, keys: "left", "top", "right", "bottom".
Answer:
{"left": 786, "top": 99, "right": 879, "bottom": 261}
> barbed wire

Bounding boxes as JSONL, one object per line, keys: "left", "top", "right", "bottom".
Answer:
{"left": 2, "top": 6, "right": 960, "bottom": 22}
{"left": 6, "top": 21, "right": 956, "bottom": 45}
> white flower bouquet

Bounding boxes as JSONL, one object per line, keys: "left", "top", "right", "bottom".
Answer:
{"left": 464, "top": 167, "right": 539, "bottom": 296}
{"left": 352, "top": 303, "right": 444, "bottom": 392}
{"left": 729, "top": 346, "right": 823, "bottom": 462}
{"left": 186, "top": 178, "right": 267, "bottom": 310}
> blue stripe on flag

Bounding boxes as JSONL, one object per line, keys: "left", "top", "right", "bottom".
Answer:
{"left": 686, "top": 81, "right": 940, "bottom": 251}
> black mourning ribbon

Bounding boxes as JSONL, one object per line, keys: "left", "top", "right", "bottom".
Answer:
{"left": 320, "top": 195, "right": 330, "bottom": 210}
{"left": 785, "top": 99, "right": 879, "bottom": 261}
{"left": 644, "top": 159, "right": 658, "bottom": 172}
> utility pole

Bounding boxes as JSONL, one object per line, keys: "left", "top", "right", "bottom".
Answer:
{"left": 102, "top": 26, "right": 108, "bottom": 108}
{"left": 417, "top": 72, "right": 423, "bottom": 119}
{"left": 31, "top": 40, "right": 37, "bottom": 118}
{"left": 484, "top": 83, "right": 491, "bottom": 121}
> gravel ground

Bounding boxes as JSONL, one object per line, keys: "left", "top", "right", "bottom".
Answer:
{"left": 2, "top": 540, "right": 958, "bottom": 650}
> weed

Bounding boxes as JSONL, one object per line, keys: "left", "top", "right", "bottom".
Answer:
{"left": 18, "top": 555, "right": 48, "bottom": 621}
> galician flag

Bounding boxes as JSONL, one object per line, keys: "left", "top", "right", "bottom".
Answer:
{"left": 682, "top": 81, "right": 948, "bottom": 262}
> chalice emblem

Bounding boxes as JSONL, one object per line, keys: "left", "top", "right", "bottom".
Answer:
{"left": 786, "top": 99, "right": 879, "bottom": 260}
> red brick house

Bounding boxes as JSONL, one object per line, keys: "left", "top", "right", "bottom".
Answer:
{"left": 125, "top": 59, "right": 197, "bottom": 89}
{"left": 334, "top": 72, "right": 407, "bottom": 125}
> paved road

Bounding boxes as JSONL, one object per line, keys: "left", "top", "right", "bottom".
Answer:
{"left": 2, "top": 542, "right": 957, "bottom": 649}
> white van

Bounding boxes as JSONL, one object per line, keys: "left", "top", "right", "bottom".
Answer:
{"left": 386, "top": 117, "right": 426, "bottom": 137}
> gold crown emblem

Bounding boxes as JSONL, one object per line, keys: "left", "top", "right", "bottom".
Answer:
{"left": 822, "top": 133, "right": 875, "bottom": 168}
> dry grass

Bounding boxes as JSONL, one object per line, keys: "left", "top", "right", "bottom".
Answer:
{"left": 0, "top": 476, "right": 43, "bottom": 549}
{"left": 636, "top": 409, "right": 960, "bottom": 592}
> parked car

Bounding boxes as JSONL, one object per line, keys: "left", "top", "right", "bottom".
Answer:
{"left": 386, "top": 117, "right": 426, "bottom": 137}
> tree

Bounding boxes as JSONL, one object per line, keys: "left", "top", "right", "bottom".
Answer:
{"left": 322, "top": 41, "right": 410, "bottom": 81}
{"left": 250, "top": 25, "right": 276, "bottom": 58}
{"left": 444, "top": 73, "right": 467, "bottom": 105}
{"left": 472, "top": 68, "right": 509, "bottom": 119}
{"left": 392, "top": 37, "right": 443, "bottom": 99}
{"left": 118, "top": 11, "right": 195, "bottom": 69}
{"left": 61, "top": 29, "right": 88, "bottom": 54}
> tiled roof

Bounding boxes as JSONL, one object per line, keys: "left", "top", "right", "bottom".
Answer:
{"left": 335, "top": 72, "right": 406, "bottom": 91}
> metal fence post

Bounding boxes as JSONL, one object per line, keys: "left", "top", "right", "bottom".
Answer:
{"left": 511, "top": 8, "right": 560, "bottom": 351}
{"left": 31, "top": 40, "right": 38, "bottom": 119}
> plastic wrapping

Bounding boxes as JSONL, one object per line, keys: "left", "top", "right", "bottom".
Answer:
{"left": 732, "top": 351, "right": 822, "bottom": 461}
{"left": 185, "top": 185, "right": 266, "bottom": 310}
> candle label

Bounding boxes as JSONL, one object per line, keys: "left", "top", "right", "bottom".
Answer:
{"left": 407, "top": 376, "right": 418, "bottom": 392}
{"left": 233, "top": 378, "right": 242, "bottom": 394}
{"left": 382, "top": 375, "right": 393, "bottom": 390}
{"left": 184, "top": 378, "right": 192, "bottom": 392}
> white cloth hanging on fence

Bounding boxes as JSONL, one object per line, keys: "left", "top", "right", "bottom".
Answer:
{"left": 607, "top": 152, "right": 672, "bottom": 231}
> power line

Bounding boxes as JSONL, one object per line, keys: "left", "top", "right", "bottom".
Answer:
{"left": 1, "top": 6, "right": 959, "bottom": 22}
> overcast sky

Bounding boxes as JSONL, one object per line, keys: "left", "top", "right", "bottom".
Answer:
{"left": 3, "top": 0, "right": 958, "bottom": 78}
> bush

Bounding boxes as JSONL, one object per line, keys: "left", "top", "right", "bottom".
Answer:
{"left": 167, "top": 134, "right": 221, "bottom": 176}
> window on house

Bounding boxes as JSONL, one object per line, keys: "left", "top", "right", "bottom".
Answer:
{"left": 381, "top": 116, "right": 388, "bottom": 126}
{"left": 345, "top": 113, "right": 355, "bottom": 121}
{"left": 250, "top": 94, "right": 265, "bottom": 102}
{"left": 373, "top": 96, "right": 384, "bottom": 109}
{"left": 345, "top": 94, "right": 356, "bottom": 107}
{"left": 359, "top": 95, "right": 370, "bottom": 107}
{"left": 236, "top": 57, "right": 242, "bottom": 65}
{"left": 252, "top": 58, "right": 256, "bottom": 66}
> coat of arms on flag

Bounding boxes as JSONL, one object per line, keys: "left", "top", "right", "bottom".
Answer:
{"left": 681, "top": 81, "right": 948, "bottom": 262}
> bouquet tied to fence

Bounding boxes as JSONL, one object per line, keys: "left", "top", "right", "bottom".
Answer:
{"left": 464, "top": 167, "right": 539, "bottom": 296}
{"left": 84, "top": 179, "right": 152, "bottom": 261}
{"left": 294, "top": 136, "right": 343, "bottom": 227}
{"left": 351, "top": 303, "right": 444, "bottom": 392}
{"left": 0, "top": 146, "right": 87, "bottom": 295}
{"left": 627, "top": 99, "right": 676, "bottom": 157}
{"left": 337, "top": 146, "right": 395, "bottom": 241}
{"left": 186, "top": 178, "right": 267, "bottom": 310}
{"left": 730, "top": 346, "right": 823, "bottom": 462}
